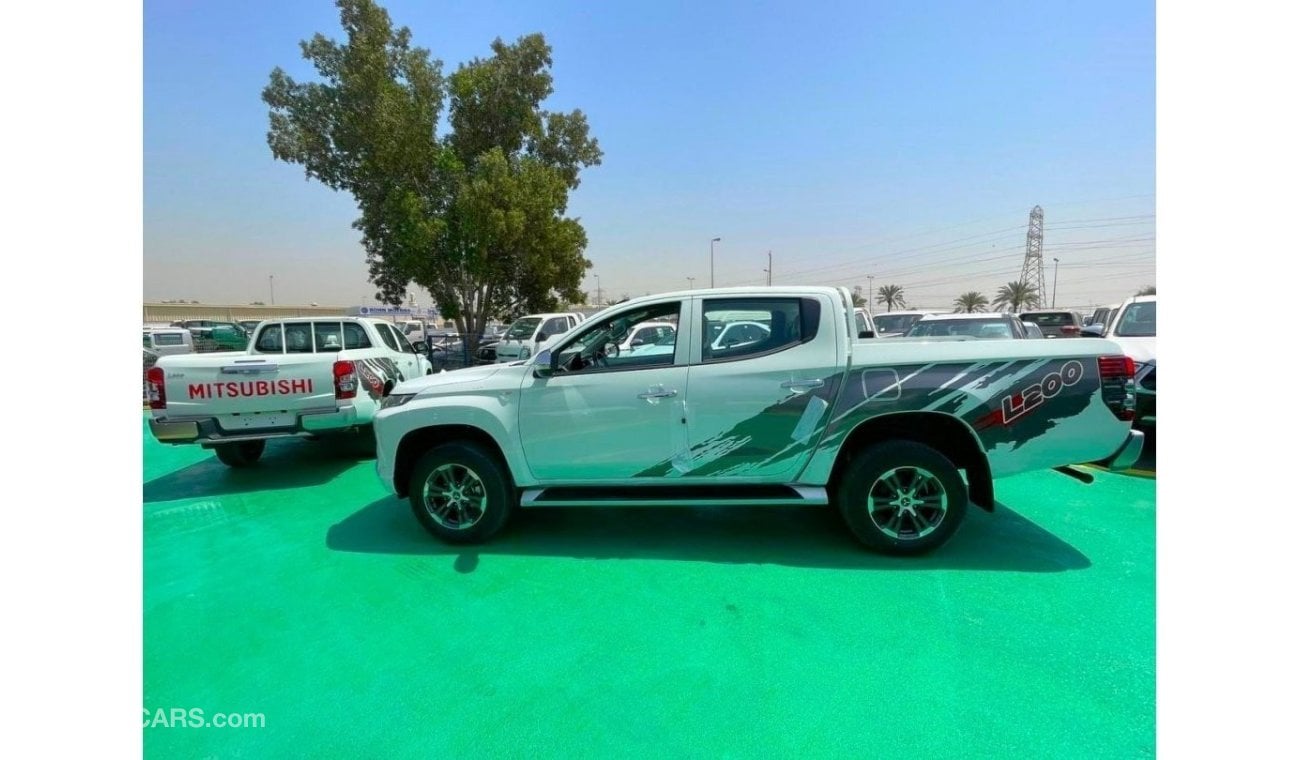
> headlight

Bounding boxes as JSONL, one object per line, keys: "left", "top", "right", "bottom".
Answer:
{"left": 380, "top": 393, "right": 416, "bottom": 409}
{"left": 519, "top": 347, "right": 531, "bottom": 359}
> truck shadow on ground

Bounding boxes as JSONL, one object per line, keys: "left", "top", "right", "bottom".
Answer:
{"left": 326, "top": 497, "right": 1091, "bottom": 572}
{"left": 143, "top": 436, "right": 374, "bottom": 503}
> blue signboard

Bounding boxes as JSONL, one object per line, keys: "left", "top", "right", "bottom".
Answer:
{"left": 347, "top": 305, "right": 440, "bottom": 318}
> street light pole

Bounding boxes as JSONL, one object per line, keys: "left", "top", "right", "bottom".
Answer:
{"left": 594, "top": 275, "right": 602, "bottom": 306}
{"left": 765, "top": 250, "right": 772, "bottom": 286}
{"left": 867, "top": 275, "right": 874, "bottom": 318}
{"left": 269, "top": 275, "right": 275, "bottom": 306}
{"left": 710, "top": 237, "right": 721, "bottom": 288}
{"left": 1052, "top": 258, "right": 1059, "bottom": 308}
{"left": 687, "top": 277, "right": 695, "bottom": 290}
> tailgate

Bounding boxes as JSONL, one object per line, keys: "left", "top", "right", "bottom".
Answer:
{"left": 156, "top": 354, "right": 338, "bottom": 418}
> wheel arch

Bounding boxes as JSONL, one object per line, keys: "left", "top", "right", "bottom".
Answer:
{"left": 830, "top": 411, "right": 994, "bottom": 511}
{"left": 394, "top": 424, "right": 513, "bottom": 499}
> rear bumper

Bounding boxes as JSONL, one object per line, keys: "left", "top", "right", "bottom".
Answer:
{"left": 149, "top": 406, "right": 358, "bottom": 445}
{"left": 1096, "top": 429, "right": 1145, "bottom": 471}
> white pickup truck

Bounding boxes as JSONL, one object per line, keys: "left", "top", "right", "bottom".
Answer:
{"left": 372, "top": 286, "right": 1143, "bottom": 556}
{"left": 147, "top": 317, "right": 432, "bottom": 466}
{"left": 493, "top": 312, "right": 585, "bottom": 364}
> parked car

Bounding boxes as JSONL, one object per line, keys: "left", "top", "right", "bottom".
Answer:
{"left": 146, "top": 317, "right": 433, "bottom": 467}
{"left": 192, "top": 323, "right": 250, "bottom": 352}
{"left": 239, "top": 320, "right": 263, "bottom": 334}
{"left": 872, "top": 310, "right": 933, "bottom": 337}
{"left": 143, "top": 327, "right": 195, "bottom": 355}
{"left": 373, "top": 286, "right": 1142, "bottom": 556}
{"left": 853, "top": 308, "right": 877, "bottom": 338}
{"left": 1086, "top": 305, "right": 1119, "bottom": 330}
{"left": 1021, "top": 322, "right": 1045, "bottom": 339}
{"left": 617, "top": 321, "right": 676, "bottom": 352}
{"left": 1084, "top": 295, "right": 1155, "bottom": 426}
{"left": 494, "top": 313, "right": 584, "bottom": 363}
{"left": 903, "top": 313, "right": 1032, "bottom": 339}
{"left": 1019, "top": 310, "right": 1085, "bottom": 338}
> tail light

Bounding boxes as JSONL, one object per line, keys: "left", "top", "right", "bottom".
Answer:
{"left": 1060, "top": 325, "right": 1080, "bottom": 335}
{"left": 333, "top": 360, "right": 357, "bottom": 400}
{"left": 146, "top": 367, "right": 166, "bottom": 410}
{"left": 1097, "top": 355, "right": 1135, "bottom": 421}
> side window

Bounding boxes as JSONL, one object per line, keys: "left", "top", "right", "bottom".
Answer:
{"left": 375, "top": 323, "right": 401, "bottom": 352}
{"left": 284, "top": 323, "right": 313, "bottom": 353}
{"left": 255, "top": 325, "right": 284, "bottom": 353}
{"left": 553, "top": 301, "right": 682, "bottom": 375}
{"left": 314, "top": 322, "right": 344, "bottom": 352}
{"left": 540, "top": 317, "right": 568, "bottom": 338}
{"left": 343, "top": 323, "right": 372, "bottom": 349}
{"left": 702, "top": 298, "right": 815, "bottom": 363}
{"left": 855, "top": 312, "right": 868, "bottom": 334}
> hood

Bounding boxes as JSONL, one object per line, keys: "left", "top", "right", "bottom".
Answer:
{"left": 392, "top": 363, "right": 511, "bottom": 395}
{"left": 1108, "top": 336, "right": 1155, "bottom": 364}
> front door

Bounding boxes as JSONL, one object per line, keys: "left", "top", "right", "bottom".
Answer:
{"left": 518, "top": 299, "right": 690, "bottom": 482}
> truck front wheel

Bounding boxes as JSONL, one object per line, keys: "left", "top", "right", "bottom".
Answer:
{"left": 213, "top": 440, "right": 266, "bottom": 468}
{"left": 408, "top": 442, "right": 513, "bottom": 544}
{"left": 836, "top": 441, "right": 968, "bottom": 555}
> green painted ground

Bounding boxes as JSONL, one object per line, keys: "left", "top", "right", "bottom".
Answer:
{"left": 144, "top": 417, "right": 1155, "bottom": 758}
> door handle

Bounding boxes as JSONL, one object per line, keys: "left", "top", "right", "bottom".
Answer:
{"left": 781, "top": 378, "right": 825, "bottom": 391}
{"left": 637, "top": 386, "right": 679, "bottom": 400}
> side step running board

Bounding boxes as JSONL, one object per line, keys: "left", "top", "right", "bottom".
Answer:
{"left": 520, "top": 484, "right": 828, "bottom": 508}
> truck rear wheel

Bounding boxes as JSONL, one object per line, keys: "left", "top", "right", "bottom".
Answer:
{"left": 213, "top": 440, "right": 266, "bottom": 468}
{"left": 836, "top": 441, "right": 968, "bottom": 555}
{"left": 408, "top": 442, "right": 513, "bottom": 544}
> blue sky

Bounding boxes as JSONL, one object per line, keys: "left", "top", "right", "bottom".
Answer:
{"left": 145, "top": 0, "right": 1154, "bottom": 310}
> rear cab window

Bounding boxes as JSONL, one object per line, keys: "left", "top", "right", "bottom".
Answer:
{"left": 1020, "top": 312, "right": 1078, "bottom": 326}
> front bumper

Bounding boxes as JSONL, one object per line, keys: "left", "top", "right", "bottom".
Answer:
{"left": 148, "top": 406, "right": 358, "bottom": 446}
{"left": 1096, "top": 429, "right": 1145, "bottom": 471}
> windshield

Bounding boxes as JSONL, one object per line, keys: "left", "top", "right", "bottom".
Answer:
{"left": 907, "top": 318, "right": 1014, "bottom": 338}
{"left": 1114, "top": 301, "right": 1156, "bottom": 337}
{"left": 874, "top": 314, "right": 922, "bottom": 333}
{"left": 504, "top": 317, "right": 542, "bottom": 340}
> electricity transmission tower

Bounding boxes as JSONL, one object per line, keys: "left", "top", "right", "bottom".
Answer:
{"left": 1019, "top": 205, "right": 1046, "bottom": 305}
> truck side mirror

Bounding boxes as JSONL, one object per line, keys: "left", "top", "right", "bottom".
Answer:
{"left": 533, "top": 349, "right": 554, "bottom": 378}
{"left": 1080, "top": 324, "right": 1105, "bottom": 338}
{"left": 858, "top": 330, "right": 875, "bottom": 339}
{"left": 536, "top": 332, "right": 548, "bottom": 342}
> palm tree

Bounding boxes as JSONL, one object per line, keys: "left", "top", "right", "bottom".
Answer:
{"left": 1136, "top": 285, "right": 1155, "bottom": 296}
{"left": 992, "top": 281, "right": 1040, "bottom": 312}
{"left": 875, "top": 284, "right": 907, "bottom": 312}
{"left": 953, "top": 291, "right": 989, "bottom": 313}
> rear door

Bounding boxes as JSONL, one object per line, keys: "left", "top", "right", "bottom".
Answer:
{"left": 681, "top": 295, "right": 844, "bottom": 482}
{"left": 371, "top": 322, "right": 422, "bottom": 381}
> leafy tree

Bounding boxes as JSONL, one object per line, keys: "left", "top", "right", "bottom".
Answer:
{"left": 953, "top": 291, "right": 989, "bottom": 313}
{"left": 263, "top": 0, "right": 601, "bottom": 349}
{"left": 875, "top": 284, "right": 906, "bottom": 312}
{"left": 851, "top": 285, "right": 865, "bottom": 308}
{"left": 1136, "top": 285, "right": 1156, "bottom": 296}
{"left": 992, "top": 281, "right": 1040, "bottom": 312}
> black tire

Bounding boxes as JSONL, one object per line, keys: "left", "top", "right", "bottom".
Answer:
{"left": 213, "top": 440, "right": 266, "bottom": 468}
{"left": 835, "top": 440, "right": 968, "bottom": 555}
{"left": 408, "top": 442, "right": 514, "bottom": 544}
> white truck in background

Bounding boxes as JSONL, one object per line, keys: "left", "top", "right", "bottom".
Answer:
{"left": 493, "top": 312, "right": 585, "bottom": 364}
{"left": 146, "top": 317, "right": 432, "bottom": 467}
